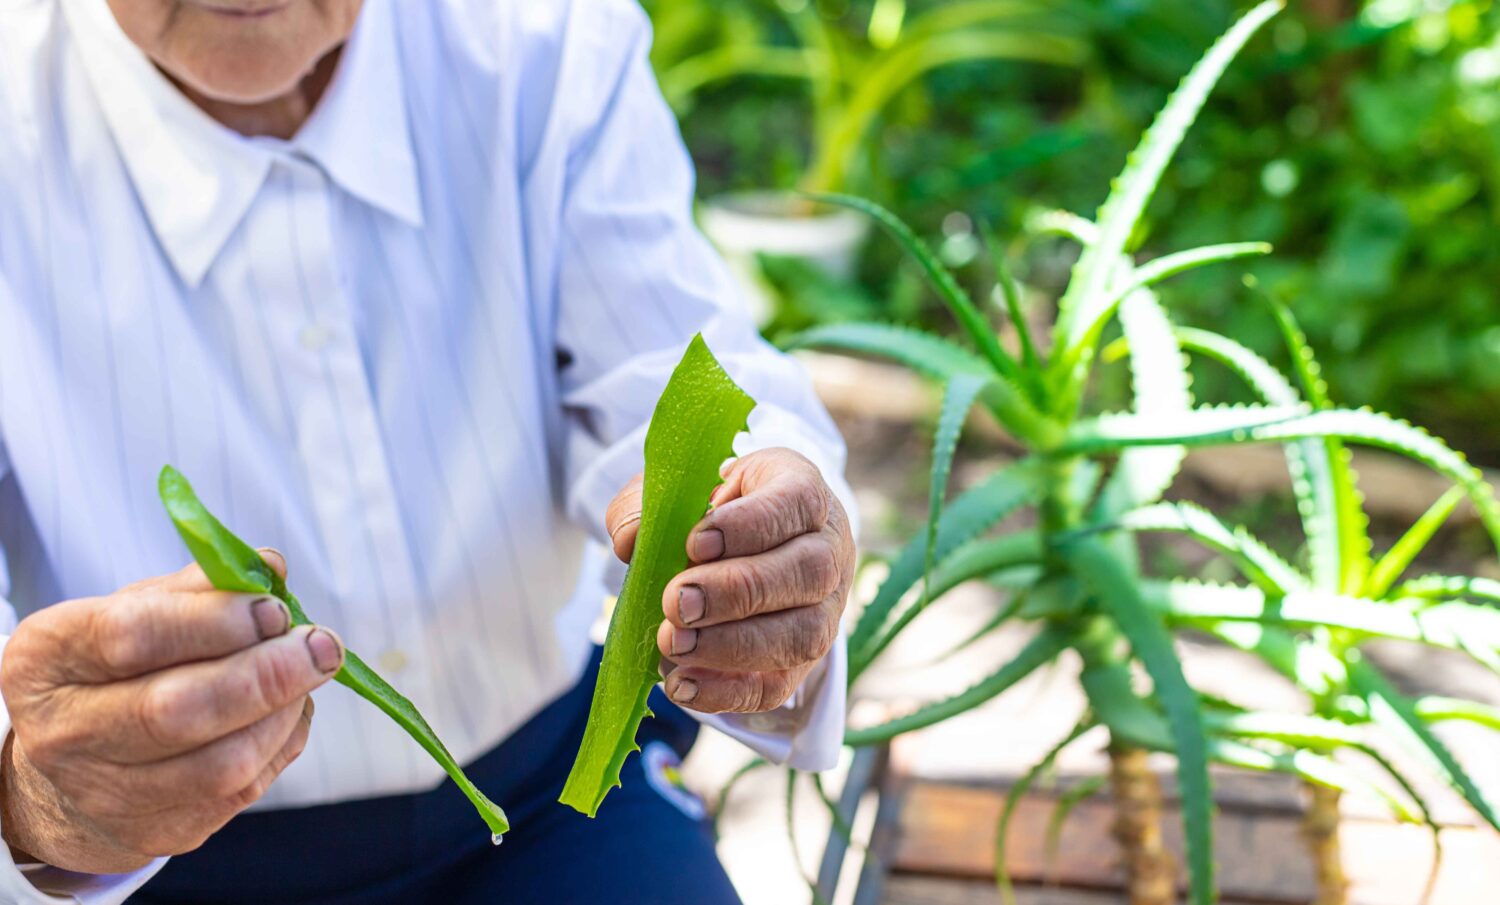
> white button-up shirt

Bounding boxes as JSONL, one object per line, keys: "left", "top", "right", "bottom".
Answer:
{"left": 0, "top": 0, "right": 854, "bottom": 900}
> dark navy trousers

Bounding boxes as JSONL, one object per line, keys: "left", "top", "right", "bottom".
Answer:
{"left": 131, "top": 648, "right": 742, "bottom": 905}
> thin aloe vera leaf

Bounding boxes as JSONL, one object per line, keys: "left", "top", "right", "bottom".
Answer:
{"left": 158, "top": 466, "right": 510, "bottom": 839}
{"left": 1062, "top": 405, "right": 1500, "bottom": 560}
{"left": 931, "top": 588, "right": 1032, "bottom": 663}
{"left": 983, "top": 230, "right": 1044, "bottom": 380}
{"left": 862, "top": 532, "right": 1044, "bottom": 669}
{"left": 921, "top": 375, "right": 990, "bottom": 600}
{"left": 1396, "top": 574, "right": 1500, "bottom": 605}
{"left": 1092, "top": 291, "right": 1193, "bottom": 523}
{"left": 1066, "top": 539, "right": 1216, "bottom": 905}
{"left": 1367, "top": 487, "right": 1467, "bottom": 598}
{"left": 783, "top": 322, "right": 991, "bottom": 383}
{"left": 1414, "top": 696, "right": 1500, "bottom": 732}
{"left": 805, "top": 194, "right": 1019, "bottom": 382}
{"left": 712, "top": 756, "right": 769, "bottom": 838}
{"left": 1354, "top": 744, "right": 1446, "bottom": 894}
{"left": 1209, "top": 738, "right": 1418, "bottom": 824}
{"left": 995, "top": 718, "right": 1094, "bottom": 905}
{"left": 849, "top": 459, "right": 1044, "bottom": 676}
{"left": 1202, "top": 711, "right": 1365, "bottom": 749}
{"left": 1042, "top": 774, "right": 1108, "bottom": 868}
{"left": 784, "top": 321, "right": 1057, "bottom": 446}
{"left": 1096, "top": 500, "right": 1306, "bottom": 594}
{"left": 1169, "top": 326, "right": 1336, "bottom": 589}
{"left": 1350, "top": 658, "right": 1500, "bottom": 832}
{"left": 1144, "top": 579, "right": 1500, "bottom": 659}
{"left": 1199, "top": 619, "right": 1345, "bottom": 696}
{"left": 561, "top": 335, "right": 756, "bottom": 817}
{"left": 844, "top": 624, "right": 1070, "bottom": 747}
{"left": 1052, "top": 0, "right": 1282, "bottom": 361}
{"left": 1057, "top": 242, "right": 1272, "bottom": 384}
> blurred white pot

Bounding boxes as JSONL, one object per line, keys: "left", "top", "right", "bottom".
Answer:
{"left": 700, "top": 190, "right": 871, "bottom": 326}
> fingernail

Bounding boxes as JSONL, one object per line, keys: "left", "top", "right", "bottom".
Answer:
{"left": 251, "top": 597, "right": 290, "bottom": 640}
{"left": 302, "top": 697, "right": 316, "bottom": 721}
{"left": 671, "top": 627, "right": 698, "bottom": 656}
{"left": 678, "top": 585, "right": 705, "bottom": 625}
{"left": 691, "top": 528, "right": 724, "bottom": 562}
{"left": 672, "top": 678, "right": 699, "bottom": 704}
{"left": 306, "top": 628, "right": 344, "bottom": 673}
{"left": 257, "top": 547, "right": 288, "bottom": 576}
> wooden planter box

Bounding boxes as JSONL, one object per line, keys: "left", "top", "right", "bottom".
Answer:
{"left": 824, "top": 743, "right": 1500, "bottom": 905}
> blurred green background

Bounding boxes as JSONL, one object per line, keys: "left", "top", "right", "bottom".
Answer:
{"left": 647, "top": 0, "right": 1500, "bottom": 465}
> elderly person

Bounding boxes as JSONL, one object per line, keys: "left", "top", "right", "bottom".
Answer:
{"left": 0, "top": 0, "right": 857, "bottom": 902}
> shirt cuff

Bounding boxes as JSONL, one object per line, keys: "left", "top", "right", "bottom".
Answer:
{"left": 685, "top": 626, "right": 847, "bottom": 772}
{"left": 0, "top": 635, "right": 168, "bottom": 905}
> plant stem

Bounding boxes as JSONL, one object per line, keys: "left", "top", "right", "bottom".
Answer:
{"left": 1303, "top": 783, "right": 1348, "bottom": 905}
{"left": 1108, "top": 744, "right": 1178, "bottom": 905}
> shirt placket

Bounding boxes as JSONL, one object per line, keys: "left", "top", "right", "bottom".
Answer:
{"left": 273, "top": 156, "right": 429, "bottom": 718}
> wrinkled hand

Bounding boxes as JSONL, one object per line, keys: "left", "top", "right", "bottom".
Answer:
{"left": 0, "top": 552, "right": 344, "bottom": 873}
{"left": 606, "top": 448, "right": 854, "bottom": 714}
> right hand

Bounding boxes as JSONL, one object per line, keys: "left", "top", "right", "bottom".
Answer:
{"left": 0, "top": 551, "right": 344, "bottom": 873}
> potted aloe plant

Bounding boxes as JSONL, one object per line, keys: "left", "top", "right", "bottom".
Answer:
{"left": 767, "top": 2, "right": 1500, "bottom": 902}
{"left": 644, "top": 0, "right": 1084, "bottom": 319}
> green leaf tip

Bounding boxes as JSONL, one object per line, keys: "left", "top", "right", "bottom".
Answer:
{"left": 560, "top": 334, "right": 757, "bottom": 817}
{"left": 157, "top": 465, "right": 509, "bottom": 839}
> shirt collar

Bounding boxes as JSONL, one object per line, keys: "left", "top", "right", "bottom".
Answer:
{"left": 59, "top": 0, "right": 423, "bottom": 289}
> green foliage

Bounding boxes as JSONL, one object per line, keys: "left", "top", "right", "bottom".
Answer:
{"left": 561, "top": 335, "right": 756, "bottom": 817}
{"left": 699, "top": 3, "right": 1500, "bottom": 899}
{"left": 158, "top": 467, "right": 510, "bottom": 840}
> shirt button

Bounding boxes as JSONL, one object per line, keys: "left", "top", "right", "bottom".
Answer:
{"left": 377, "top": 649, "right": 409, "bottom": 673}
{"left": 299, "top": 323, "right": 331, "bottom": 352}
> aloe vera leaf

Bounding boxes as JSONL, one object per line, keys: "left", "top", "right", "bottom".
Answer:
{"left": 1066, "top": 538, "right": 1216, "bottom": 905}
{"left": 1351, "top": 658, "right": 1500, "bottom": 832}
{"left": 805, "top": 193, "right": 1019, "bottom": 384}
{"left": 843, "top": 623, "right": 1069, "bottom": 747}
{"left": 158, "top": 466, "right": 510, "bottom": 839}
{"left": 1062, "top": 405, "right": 1500, "bottom": 560}
{"left": 560, "top": 334, "right": 756, "bottom": 817}
{"left": 1092, "top": 291, "right": 1193, "bottom": 524}
{"left": 994, "top": 718, "right": 1094, "bottom": 905}
{"left": 1097, "top": 500, "right": 1305, "bottom": 594}
{"left": 1267, "top": 299, "right": 1371, "bottom": 594}
{"left": 1053, "top": 0, "right": 1282, "bottom": 366}
{"left": 1171, "top": 326, "right": 1338, "bottom": 590}
{"left": 918, "top": 375, "right": 988, "bottom": 605}
{"left": 1366, "top": 486, "right": 1466, "bottom": 598}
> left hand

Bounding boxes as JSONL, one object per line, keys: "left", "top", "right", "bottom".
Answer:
{"left": 605, "top": 448, "right": 854, "bottom": 714}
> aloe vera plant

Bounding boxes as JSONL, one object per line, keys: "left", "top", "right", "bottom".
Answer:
{"left": 777, "top": 1, "right": 1498, "bottom": 901}
{"left": 560, "top": 334, "right": 756, "bottom": 817}
{"left": 158, "top": 467, "right": 510, "bottom": 841}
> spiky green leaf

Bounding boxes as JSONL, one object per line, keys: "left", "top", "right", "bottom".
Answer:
{"left": 1351, "top": 658, "right": 1500, "bottom": 832}
{"left": 1066, "top": 540, "right": 1215, "bottom": 905}
{"left": 1367, "top": 487, "right": 1466, "bottom": 598}
{"left": 1099, "top": 500, "right": 1306, "bottom": 594}
{"left": 1064, "top": 405, "right": 1500, "bottom": 559}
{"left": 844, "top": 624, "right": 1071, "bottom": 746}
{"left": 1054, "top": 0, "right": 1282, "bottom": 357}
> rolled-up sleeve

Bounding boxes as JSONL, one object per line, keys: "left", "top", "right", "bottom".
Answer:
{"left": 548, "top": 1, "right": 853, "bottom": 771}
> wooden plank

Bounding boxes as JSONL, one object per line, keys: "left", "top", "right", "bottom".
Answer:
{"left": 887, "top": 781, "right": 1500, "bottom": 904}
{"left": 881, "top": 876, "right": 1267, "bottom": 905}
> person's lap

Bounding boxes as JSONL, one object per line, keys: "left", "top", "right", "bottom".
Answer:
{"left": 131, "top": 651, "right": 741, "bottom": 905}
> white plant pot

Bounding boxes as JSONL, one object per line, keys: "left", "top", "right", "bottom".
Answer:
{"left": 700, "top": 191, "right": 872, "bottom": 326}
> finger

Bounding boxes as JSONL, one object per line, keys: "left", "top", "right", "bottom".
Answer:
{"left": 663, "top": 667, "right": 801, "bottom": 714}
{"left": 606, "top": 474, "right": 645, "bottom": 564}
{"left": 663, "top": 534, "right": 840, "bottom": 629}
{"left": 89, "top": 625, "right": 342, "bottom": 761}
{"left": 688, "top": 469, "right": 829, "bottom": 562}
{"left": 223, "top": 696, "right": 314, "bottom": 810}
{"left": 119, "top": 696, "right": 311, "bottom": 808}
{"left": 656, "top": 600, "right": 838, "bottom": 673}
{"left": 69, "top": 589, "right": 294, "bottom": 682}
